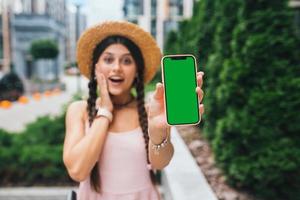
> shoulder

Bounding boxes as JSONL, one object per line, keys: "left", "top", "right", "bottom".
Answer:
{"left": 66, "top": 100, "right": 88, "bottom": 120}
{"left": 66, "top": 98, "right": 101, "bottom": 120}
{"left": 67, "top": 100, "right": 87, "bottom": 112}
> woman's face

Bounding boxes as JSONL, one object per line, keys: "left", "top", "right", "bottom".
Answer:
{"left": 95, "top": 43, "right": 137, "bottom": 96}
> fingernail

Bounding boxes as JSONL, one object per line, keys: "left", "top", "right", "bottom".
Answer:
{"left": 156, "top": 83, "right": 161, "bottom": 89}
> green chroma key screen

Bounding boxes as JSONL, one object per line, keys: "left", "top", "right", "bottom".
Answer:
{"left": 162, "top": 55, "right": 200, "bottom": 125}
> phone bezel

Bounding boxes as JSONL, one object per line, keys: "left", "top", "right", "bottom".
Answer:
{"left": 161, "top": 54, "right": 201, "bottom": 126}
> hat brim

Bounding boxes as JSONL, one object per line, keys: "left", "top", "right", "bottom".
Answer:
{"left": 76, "top": 21, "right": 162, "bottom": 84}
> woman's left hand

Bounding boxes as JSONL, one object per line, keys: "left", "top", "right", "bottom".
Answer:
{"left": 147, "top": 71, "right": 205, "bottom": 134}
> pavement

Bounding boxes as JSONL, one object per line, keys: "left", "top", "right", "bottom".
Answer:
{"left": 0, "top": 75, "right": 88, "bottom": 132}
{"left": 0, "top": 75, "right": 151, "bottom": 132}
{"left": 0, "top": 186, "right": 165, "bottom": 200}
{"left": 0, "top": 187, "right": 77, "bottom": 200}
{"left": 0, "top": 93, "right": 71, "bottom": 132}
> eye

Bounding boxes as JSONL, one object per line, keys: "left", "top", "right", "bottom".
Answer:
{"left": 104, "top": 57, "right": 114, "bottom": 64}
{"left": 123, "top": 57, "right": 133, "bottom": 65}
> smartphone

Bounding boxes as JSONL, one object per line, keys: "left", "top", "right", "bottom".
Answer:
{"left": 161, "top": 54, "right": 200, "bottom": 126}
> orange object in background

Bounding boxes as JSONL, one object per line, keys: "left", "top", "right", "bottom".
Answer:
{"left": 0, "top": 100, "right": 12, "bottom": 109}
{"left": 33, "top": 93, "right": 42, "bottom": 100}
{"left": 18, "top": 96, "right": 29, "bottom": 104}
{"left": 52, "top": 88, "right": 61, "bottom": 95}
{"left": 44, "top": 90, "right": 52, "bottom": 97}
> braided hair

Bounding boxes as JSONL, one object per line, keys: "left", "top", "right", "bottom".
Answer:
{"left": 86, "top": 35, "right": 159, "bottom": 193}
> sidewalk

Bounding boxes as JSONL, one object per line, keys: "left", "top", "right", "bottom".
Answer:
{"left": 0, "top": 92, "right": 72, "bottom": 132}
{"left": 0, "top": 187, "right": 76, "bottom": 200}
{"left": 0, "top": 75, "right": 88, "bottom": 132}
{"left": 0, "top": 186, "right": 165, "bottom": 200}
{"left": 0, "top": 75, "right": 150, "bottom": 133}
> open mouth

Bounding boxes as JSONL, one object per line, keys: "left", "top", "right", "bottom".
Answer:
{"left": 108, "top": 77, "right": 124, "bottom": 85}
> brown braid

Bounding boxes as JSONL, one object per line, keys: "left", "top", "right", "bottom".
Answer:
{"left": 134, "top": 59, "right": 159, "bottom": 185}
{"left": 86, "top": 43, "right": 102, "bottom": 193}
{"left": 86, "top": 35, "right": 159, "bottom": 193}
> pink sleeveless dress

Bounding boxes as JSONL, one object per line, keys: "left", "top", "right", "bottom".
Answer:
{"left": 77, "top": 123, "right": 161, "bottom": 200}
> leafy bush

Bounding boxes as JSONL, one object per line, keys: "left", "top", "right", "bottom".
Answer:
{"left": 164, "top": 0, "right": 300, "bottom": 199}
{"left": 212, "top": 2, "right": 300, "bottom": 199}
{"left": 18, "top": 145, "right": 65, "bottom": 185}
{"left": 14, "top": 114, "right": 66, "bottom": 147}
{"left": 0, "top": 112, "right": 73, "bottom": 186}
{"left": 30, "top": 39, "right": 59, "bottom": 59}
{"left": 0, "top": 72, "right": 24, "bottom": 101}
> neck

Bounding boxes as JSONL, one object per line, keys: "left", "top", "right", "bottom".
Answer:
{"left": 110, "top": 92, "right": 135, "bottom": 107}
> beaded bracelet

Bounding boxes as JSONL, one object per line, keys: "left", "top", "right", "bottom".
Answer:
{"left": 149, "top": 127, "right": 170, "bottom": 155}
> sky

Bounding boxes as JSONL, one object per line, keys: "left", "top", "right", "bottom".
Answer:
{"left": 68, "top": 0, "right": 124, "bottom": 27}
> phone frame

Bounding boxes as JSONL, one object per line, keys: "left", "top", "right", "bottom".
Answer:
{"left": 161, "top": 54, "right": 201, "bottom": 126}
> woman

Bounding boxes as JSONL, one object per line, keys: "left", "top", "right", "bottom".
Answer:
{"left": 63, "top": 21, "right": 205, "bottom": 200}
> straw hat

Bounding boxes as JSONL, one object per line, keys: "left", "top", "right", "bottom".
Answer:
{"left": 76, "top": 21, "right": 162, "bottom": 84}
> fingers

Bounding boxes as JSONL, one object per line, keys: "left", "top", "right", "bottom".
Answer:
{"left": 199, "top": 104, "right": 205, "bottom": 115}
{"left": 153, "top": 82, "right": 164, "bottom": 100}
{"left": 197, "top": 71, "right": 204, "bottom": 88}
{"left": 197, "top": 71, "right": 204, "bottom": 76}
{"left": 196, "top": 87, "right": 204, "bottom": 102}
{"left": 196, "top": 71, "right": 204, "bottom": 105}
{"left": 98, "top": 73, "right": 109, "bottom": 96}
{"left": 197, "top": 72, "right": 205, "bottom": 115}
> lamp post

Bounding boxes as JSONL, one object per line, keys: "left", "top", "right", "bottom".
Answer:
{"left": 75, "top": 3, "right": 81, "bottom": 93}
{"left": 2, "top": 0, "right": 11, "bottom": 73}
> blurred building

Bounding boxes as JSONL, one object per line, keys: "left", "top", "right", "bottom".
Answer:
{"left": 290, "top": 0, "right": 300, "bottom": 36}
{"left": 290, "top": 0, "right": 300, "bottom": 7}
{"left": 0, "top": 0, "right": 67, "bottom": 83}
{"left": 123, "top": 0, "right": 194, "bottom": 50}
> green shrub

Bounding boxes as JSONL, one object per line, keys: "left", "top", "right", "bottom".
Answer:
{"left": 0, "top": 129, "right": 14, "bottom": 146}
{"left": 14, "top": 114, "right": 65, "bottom": 146}
{"left": 18, "top": 145, "right": 67, "bottom": 185}
{"left": 0, "top": 145, "right": 20, "bottom": 185}
{"left": 0, "top": 111, "right": 73, "bottom": 186}
{"left": 0, "top": 72, "right": 24, "bottom": 101}
{"left": 164, "top": 0, "right": 300, "bottom": 199}
{"left": 203, "top": 0, "right": 242, "bottom": 139}
{"left": 30, "top": 39, "right": 59, "bottom": 59}
{"left": 212, "top": 1, "right": 300, "bottom": 199}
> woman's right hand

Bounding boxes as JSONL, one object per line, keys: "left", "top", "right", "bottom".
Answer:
{"left": 96, "top": 73, "right": 114, "bottom": 112}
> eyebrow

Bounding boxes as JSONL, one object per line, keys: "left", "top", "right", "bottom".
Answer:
{"left": 103, "top": 52, "right": 131, "bottom": 56}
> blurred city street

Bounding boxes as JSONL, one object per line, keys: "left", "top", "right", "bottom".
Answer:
{"left": 0, "top": 187, "right": 77, "bottom": 200}
{"left": 0, "top": 75, "right": 88, "bottom": 132}
{"left": 61, "top": 74, "right": 89, "bottom": 96}
{"left": 0, "top": 0, "right": 299, "bottom": 200}
{"left": 0, "top": 91, "right": 70, "bottom": 132}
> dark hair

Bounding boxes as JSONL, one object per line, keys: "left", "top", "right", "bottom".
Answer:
{"left": 86, "top": 35, "right": 159, "bottom": 193}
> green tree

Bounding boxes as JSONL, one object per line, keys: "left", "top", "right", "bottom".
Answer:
{"left": 30, "top": 39, "right": 59, "bottom": 59}
{"left": 213, "top": 1, "right": 300, "bottom": 199}
{"left": 203, "top": 0, "right": 242, "bottom": 140}
{"left": 30, "top": 39, "right": 59, "bottom": 80}
{"left": 0, "top": 71, "right": 24, "bottom": 101}
{"left": 164, "top": 0, "right": 300, "bottom": 198}
{"left": 164, "top": 30, "right": 180, "bottom": 55}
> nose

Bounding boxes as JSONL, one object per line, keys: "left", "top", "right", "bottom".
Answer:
{"left": 112, "top": 60, "right": 121, "bottom": 72}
